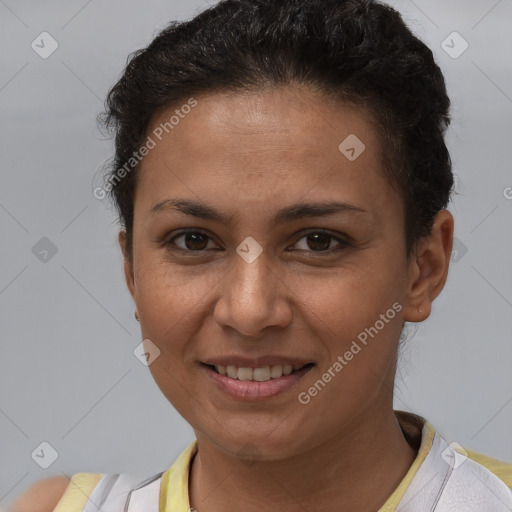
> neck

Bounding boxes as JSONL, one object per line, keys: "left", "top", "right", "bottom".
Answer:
{"left": 189, "top": 408, "right": 418, "bottom": 512}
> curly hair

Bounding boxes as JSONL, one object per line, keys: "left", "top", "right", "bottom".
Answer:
{"left": 99, "top": 0, "right": 454, "bottom": 260}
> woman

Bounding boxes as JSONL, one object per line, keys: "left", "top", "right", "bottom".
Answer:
{"left": 13, "top": 0, "right": 512, "bottom": 510}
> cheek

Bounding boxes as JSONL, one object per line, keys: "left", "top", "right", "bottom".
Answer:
{"left": 135, "top": 251, "right": 212, "bottom": 309}
{"left": 133, "top": 260, "right": 211, "bottom": 352}
{"left": 134, "top": 263, "right": 205, "bottom": 406}
{"left": 299, "top": 259, "right": 402, "bottom": 336}
{"left": 297, "top": 262, "right": 404, "bottom": 391}
{"left": 296, "top": 277, "right": 403, "bottom": 416}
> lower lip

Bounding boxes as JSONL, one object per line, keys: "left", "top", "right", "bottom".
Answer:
{"left": 201, "top": 363, "right": 314, "bottom": 401}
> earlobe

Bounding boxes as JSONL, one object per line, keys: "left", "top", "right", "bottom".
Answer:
{"left": 403, "top": 210, "right": 454, "bottom": 323}
{"left": 118, "top": 230, "right": 136, "bottom": 300}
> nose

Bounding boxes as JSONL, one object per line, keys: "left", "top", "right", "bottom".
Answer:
{"left": 213, "top": 250, "right": 293, "bottom": 337}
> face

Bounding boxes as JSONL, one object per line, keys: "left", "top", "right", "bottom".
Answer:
{"left": 120, "top": 85, "right": 447, "bottom": 460}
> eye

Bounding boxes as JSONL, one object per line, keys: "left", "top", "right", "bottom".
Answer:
{"left": 291, "top": 230, "right": 349, "bottom": 253}
{"left": 164, "top": 229, "right": 349, "bottom": 254}
{"left": 168, "top": 230, "right": 218, "bottom": 252}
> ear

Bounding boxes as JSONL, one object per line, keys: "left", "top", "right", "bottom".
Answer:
{"left": 403, "top": 209, "right": 454, "bottom": 323}
{"left": 118, "top": 230, "right": 136, "bottom": 301}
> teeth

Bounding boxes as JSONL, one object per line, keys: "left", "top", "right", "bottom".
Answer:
{"left": 237, "top": 367, "right": 253, "bottom": 381}
{"left": 270, "top": 365, "right": 283, "bottom": 378}
{"left": 253, "top": 367, "right": 271, "bottom": 381}
{"left": 214, "top": 363, "right": 305, "bottom": 381}
{"left": 226, "top": 365, "right": 238, "bottom": 379}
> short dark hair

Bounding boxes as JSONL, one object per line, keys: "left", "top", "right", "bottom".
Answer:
{"left": 100, "top": 0, "right": 454, "bottom": 260}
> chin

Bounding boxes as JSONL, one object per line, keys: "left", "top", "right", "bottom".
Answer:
{"left": 203, "top": 425, "right": 311, "bottom": 463}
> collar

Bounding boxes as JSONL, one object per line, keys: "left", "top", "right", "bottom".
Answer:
{"left": 159, "top": 410, "right": 435, "bottom": 511}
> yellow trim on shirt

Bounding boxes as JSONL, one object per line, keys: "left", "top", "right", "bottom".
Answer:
{"left": 378, "top": 419, "right": 436, "bottom": 511}
{"left": 160, "top": 441, "right": 198, "bottom": 512}
{"left": 159, "top": 414, "right": 435, "bottom": 512}
{"left": 52, "top": 415, "right": 512, "bottom": 511}
{"left": 53, "top": 472, "right": 103, "bottom": 512}
{"left": 466, "top": 449, "right": 512, "bottom": 490}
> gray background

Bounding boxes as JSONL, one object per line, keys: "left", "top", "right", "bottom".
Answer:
{"left": 1, "top": 0, "right": 511, "bottom": 507}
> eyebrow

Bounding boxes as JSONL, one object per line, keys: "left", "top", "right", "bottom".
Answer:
{"left": 149, "top": 198, "right": 370, "bottom": 225}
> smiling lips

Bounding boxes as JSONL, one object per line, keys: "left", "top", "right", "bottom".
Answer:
{"left": 202, "top": 360, "right": 315, "bottom": 400}
{"left": 200, "top": 356, "right": 315, "bottom": 400}
{"left": 216, "top": 364, "right": 304, "bottom": 381}
{"left": 201, "top": 357, "right": 314, "bottom": 383}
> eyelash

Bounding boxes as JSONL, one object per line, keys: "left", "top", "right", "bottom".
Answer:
{"left": 162, "top": 229, "right": 350, "bottom": 255}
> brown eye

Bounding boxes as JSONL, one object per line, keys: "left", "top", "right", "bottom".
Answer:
{"left": 169, "top": 231, "right": 216, "bottom": 251}
{"left": 164, "top": 229, "right": 349, "bottom": 255}
{"left": 292, "top": 231, "right": 348, "bottom": 253}
{"left": 305, "top": 233, "right": 332, "bottom": 251}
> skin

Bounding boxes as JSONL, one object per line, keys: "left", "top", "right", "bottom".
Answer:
{"left": 8, "top": 476, "right": 70, "bottom": 512}
{"left": 117, "top": 85, "right": 454, "bottom": 512}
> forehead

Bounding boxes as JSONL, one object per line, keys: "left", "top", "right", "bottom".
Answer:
{"left": 135, "top": 86, "right": 398, "bottom": 221}
{"left": 149, "top": 86, "right": 379, "bottom": 160}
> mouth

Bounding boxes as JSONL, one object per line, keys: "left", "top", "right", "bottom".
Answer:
{"left": 203, "top": 362, "right": 314, "bottom": 382}
{"left": 199, "top": 361, "right": 315, "bottom": 400}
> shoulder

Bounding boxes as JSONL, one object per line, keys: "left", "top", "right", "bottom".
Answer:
{"left": 52, "top": 471, "right": 163, "bottom": 512}
{"left": 51, "top": 473, "right": 104, "bottom": 512}
{"left": 10, "top": 473, "right": 105, "bottom": 512}
{"left": 436, "top": 444, "right": 512, "bottom": 511}
{"left": 466, "top": 448, "right": 512, "bottom": 490}
{"left": 396, "top": 425, "right": 512, "bottom": 512}
{"left": 8, "top": 476, "right": 72, "bottom": 512}
{"left": 10, "top": 470, "right": 166, "bottom": 512}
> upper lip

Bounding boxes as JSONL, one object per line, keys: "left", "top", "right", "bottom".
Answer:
{"left": 201, "top": 356, "right": 314, "bottom": 368}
